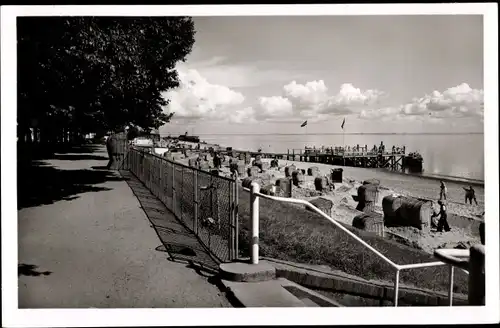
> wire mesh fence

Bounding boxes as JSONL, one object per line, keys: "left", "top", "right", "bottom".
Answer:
{"left": 127, "top": 147, "right": 239, "bottom": 263}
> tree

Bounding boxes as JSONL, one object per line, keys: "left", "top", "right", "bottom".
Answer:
{"left": 17, "top": 17, "right": 195, "bottom": 143}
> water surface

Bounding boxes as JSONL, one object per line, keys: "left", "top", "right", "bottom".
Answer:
{"left": 197, "top": 133, "right": 484, "bottom": 182}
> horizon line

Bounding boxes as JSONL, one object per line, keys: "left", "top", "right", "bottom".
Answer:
{"left": 160, "top": 132, "right": 484, "bottom": 136}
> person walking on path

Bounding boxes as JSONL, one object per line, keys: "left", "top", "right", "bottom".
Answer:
{"left": 439, "top": 181, "right": 447, "bottom": 201}
{"left": 463, "top": 185, "right": 478, "bottom": 205}
{"left": 431, "top": 200, "right": 451, "bottom": 232}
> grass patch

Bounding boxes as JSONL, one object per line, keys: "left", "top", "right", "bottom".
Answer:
{"left": 236, "top": 186, "right": 468, "bottom": 295}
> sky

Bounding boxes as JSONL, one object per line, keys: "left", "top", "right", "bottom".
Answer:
{"left": 160, "top": 15, "right": 484, "bottom": 136}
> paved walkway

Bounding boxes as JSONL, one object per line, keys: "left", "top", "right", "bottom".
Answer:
{"left": 18, "top": 146, "right": 231, "bottom": 308}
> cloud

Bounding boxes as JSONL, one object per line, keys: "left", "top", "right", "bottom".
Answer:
{"left": 229, "top": 106, "right": 257, "bottom": 124}
{"left": 178, "top": 57, "right": 311, "bottom": 89}
{"left": 359, "top": 107, "right": 402, "bottom": 120}
{"left": 257, "top": 96, "right": 293, "bottom": 118}
{"left": 162, "top": 67, "right": 246, "bottom": 123}
{"left": 359, "top": 83, "right": 484, "bottom": 121}
{"left": 401, "top": 83, "right": 484, "bottom": 118}
{"left": 256, "top": 80, "right": 383, "bottom": 121}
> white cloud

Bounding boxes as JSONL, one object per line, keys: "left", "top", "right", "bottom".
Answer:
{"left": 164, "top": 65, "right": 483, "bottom": 127}
{"left": 162, "top": 67, "right": 245, "bottom": 123}
{"left": 256, "top": 80, "right": 383, "bottom": 121}
{"left": 178, "top": 57, "right": 311, "bottom": 88}
{"left": 257, "top": 96, "right": 293, "bottom": 118}
{"left": 400, "top": 83, "right": 484, "bottom": 118}
{"left": 359, "top": 107, "right": 402, "bottom": 120}
{"left": 229, "top": 107, "right": 257, "bottom": 124}
{"left": 359, "top": 83, "right": 484, "bottom": 121}
{"left": 328, "top": 83, "right": 383, "bottom": 107}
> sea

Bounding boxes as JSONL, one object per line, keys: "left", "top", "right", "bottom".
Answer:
{"left": 196, "top": 133, "right": 485, "bottom": 183}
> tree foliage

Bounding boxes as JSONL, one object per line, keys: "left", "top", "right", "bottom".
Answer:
{"left": 18, "top": 16, "right": 195, "bottom": 140}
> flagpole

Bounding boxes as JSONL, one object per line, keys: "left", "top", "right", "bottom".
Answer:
{"left": 342, "top": 128, "right": 345, "bottom": 148}
{"left": 342, "top": 118, "right": 346, "bottom": 166}
{"left": 342, "top": 118, "right": 345, "bottom": 148}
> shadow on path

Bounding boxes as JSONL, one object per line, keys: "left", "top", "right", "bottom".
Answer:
{"left": 48, "top": 154, "right": 110, "bottom": 161}
{"left": 17, "top": 143, "right": 103, "bottom": 161}
{"left": 120, "top": 170, "right": 220, "bottom": 271}
{"left": 18, "top": 160, "right": 126, "bottom": 210}
{"left": 18, "top": 264, "right": 52, "bottom": 277}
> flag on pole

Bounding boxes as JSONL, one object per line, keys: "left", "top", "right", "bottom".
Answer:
{"left": 341, "top": 118, "right": 346, "bottom": 130}
{"left": 300, "top": 120, "right": 308, "bottom": 127}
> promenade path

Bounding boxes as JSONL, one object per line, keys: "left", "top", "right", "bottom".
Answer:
{"left": 18, "top": 145, "right": 231, "bottom": 308}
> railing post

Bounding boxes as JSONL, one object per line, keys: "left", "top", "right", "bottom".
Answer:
{"left": 228, "top": 179, "right": 234, "bottom": 260}
{"left": 180, "top": 168, "right": 184, "bottom": 220}
{"left": 448, "top": 264, "right": 454, "bottom": 306}
{"left": 172, "top": 165, "right": 176, "bottom": 216}
{"left": 193, "top": 170, "right": 198, "bottom": 234}
{"left": 234, "top": 174, "right": 239, "bottom": 260}
{"left": 250, "top": 182, "right": 260, "bottom": 265}
{"left": 394, "top": 269, "right": 400, "bottom": 307}
{"left": 160, "top": 158, "right": 164, "bottom": 203}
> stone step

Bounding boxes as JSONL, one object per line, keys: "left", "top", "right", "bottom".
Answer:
{"left": 220, "top": 277, "right": 343, "bottom": 307}
{"left": 300, "top": 297, "right": 320, "bottom": 307}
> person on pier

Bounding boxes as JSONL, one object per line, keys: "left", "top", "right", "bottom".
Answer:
{"left": 439, "top": 181, "right": 447, "bottom": 200}
{"left": 463, "top": 186, "right": 478, "bottom": 205}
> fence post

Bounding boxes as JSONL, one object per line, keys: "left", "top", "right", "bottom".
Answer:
{"left": 228, "top": 179, "right": 233, "bottom": 260}
{"left": 209, "top": 174, "right": 214, "bottom": 221}
{"left": 448, "top": 264, "right": 454, "bottom": 306}
{"left": 148, "top": 157, "right": 152, "bottom": 189}
{"left": 172, "top": 164, "right": 176, "bottom": 216}
{"left": 156, "top": 158, "right": 160, "bottom": 197}
{"left": 234, "top": 174, "right": 239, "bottom": 260}
{"left": 180, "top": 168, "right": 184, "bottom": 220}
{"left": 393, "top": 269, "right": 400, "bottom": 306}
{"left": 193, "top": 170, "right": 198, "bottom": 234}
{"left": 250, "top": 182, "right": 260, "bottom": 265}
{"left": 160, "top": 158, "right": 164, "bottom": 203}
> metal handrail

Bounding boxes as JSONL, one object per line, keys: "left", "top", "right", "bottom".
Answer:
{"left": 434, "top": 249, "right": 470, "bottom": 272}
{"left": 242, "top": 183, "right": 460, "bottom": 307}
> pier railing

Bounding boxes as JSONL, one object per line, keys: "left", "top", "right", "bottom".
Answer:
{"left": 289, "top": 147, "right": 406, "bottom": 157}
{"left": 127, "top": 147, "right": 239, "bottom": 265}
{"left": 242, "top": 182, "right": 483, "bottom": 307}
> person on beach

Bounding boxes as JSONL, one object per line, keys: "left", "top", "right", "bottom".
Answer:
{"left": 439, "top": 181, "right": 447, "bottom": 200}
{"left": 463, "top": 186, "right": 478, "bottom": 205}
{"left": 213, "top": 152, "right": 221, "bottom": 169}
{"left": 432, "top": 200, "right": 451, "bottom": 232}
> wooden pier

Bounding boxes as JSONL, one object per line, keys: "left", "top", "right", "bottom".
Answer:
{"left": 169, "top": 142, "right": 412, "bottom": 172}
{"left": 243, "top": 146, "right": 407, "bottom": 172}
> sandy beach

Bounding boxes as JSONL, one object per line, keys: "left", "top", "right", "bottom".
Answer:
{"left": 164, "top": 149, "right": 484, "bottom": 254}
